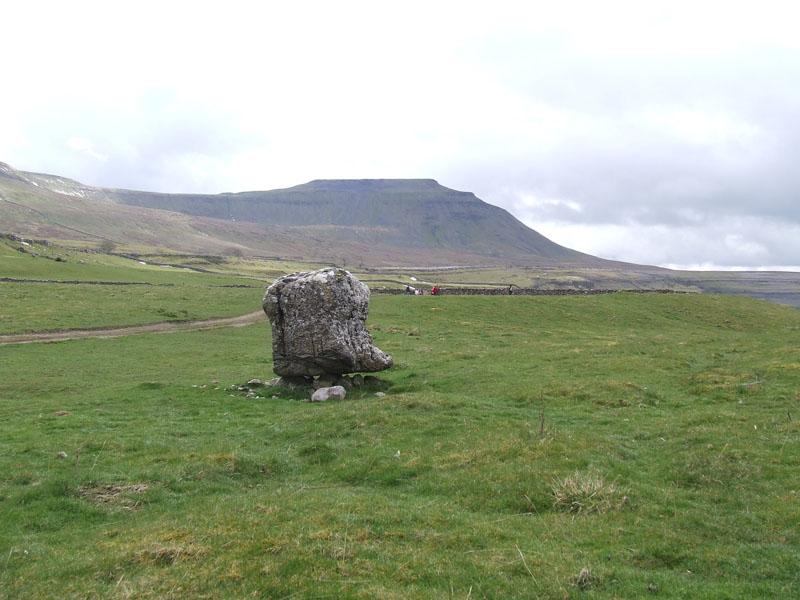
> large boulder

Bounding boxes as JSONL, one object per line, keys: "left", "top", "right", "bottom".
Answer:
{"left": 263, "top": 268, "right": 393, "bottom": 377}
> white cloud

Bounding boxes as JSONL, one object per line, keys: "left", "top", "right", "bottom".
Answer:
{"left": 635, "top": 108, "right": 763, "bottom": 147}
{"left": 67, "top": 137, "right": 108, "bottom": 162}
{"left": 514, "top": 192, "right": 582, "bottom": 214}
{"left": 527, "top": 216, "right": 800, "bottom": 270}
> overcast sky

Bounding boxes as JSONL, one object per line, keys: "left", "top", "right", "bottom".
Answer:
{"left": 2, "top": 0, "right": 799, "bottom": 270}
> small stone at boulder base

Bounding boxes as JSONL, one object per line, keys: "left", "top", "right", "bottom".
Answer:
{"left": 311, "top": 386, "right": 347, "bottom": 402}
{"left": 247, "top": 379, "right": 263, "bottom": 387}
{"left": 263, "top": 268, "right": 393, "bottom": 377}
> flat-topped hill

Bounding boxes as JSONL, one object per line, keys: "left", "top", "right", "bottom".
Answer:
{"left": 0, "top": 162, "right": 608, "bottom": 266}
{"left": 101, "top": 178, "right": 597, "bottom": 262}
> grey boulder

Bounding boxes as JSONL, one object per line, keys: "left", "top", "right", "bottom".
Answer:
{"left": 263, "top": 268, "right": 393, "bottom": 377}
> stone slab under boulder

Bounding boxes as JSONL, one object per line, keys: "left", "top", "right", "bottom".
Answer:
{"left": 263, "top": 268, "right": 393, "bottom": 377}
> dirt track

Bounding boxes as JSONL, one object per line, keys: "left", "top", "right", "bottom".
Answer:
{"left": 0, "top": 311, "right": 266, "bottom": 346}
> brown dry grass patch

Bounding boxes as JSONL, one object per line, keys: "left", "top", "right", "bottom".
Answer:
{"left": 77, "top": 483, "right": 150, "bottom": 512}
{"left": 551, "top": 471, "right": 630, "bottom": 515}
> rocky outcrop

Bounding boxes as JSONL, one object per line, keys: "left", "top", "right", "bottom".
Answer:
{"left": 263, "top": 268, "right": 393, "bottom": 377}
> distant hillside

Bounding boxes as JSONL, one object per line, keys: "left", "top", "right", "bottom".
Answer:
{"left": 1, "top": 161, "right": 610, "bottom": 267}
{"left": 85, "top": 178, "right": 596, "bottom": 263}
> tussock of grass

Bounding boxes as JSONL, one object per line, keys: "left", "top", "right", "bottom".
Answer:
{"left": 551, "top": 471, "right": 630, "bottom": 515}
{"left": 575, "top": 567, "right": 598, "bottom": 590}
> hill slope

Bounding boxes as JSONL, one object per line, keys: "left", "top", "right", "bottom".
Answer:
{"left": 103, "top": 178, "right": 590, "bottom": 261}
{"left": 1, "top": 162, "right": 604, "bottom": 265}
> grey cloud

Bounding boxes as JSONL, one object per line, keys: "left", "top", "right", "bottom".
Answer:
{"left": 452, "top": 38, "right": 800, "bottom": 229}
{"left": 433, "top": 38, "right": 800, "bottom": 268}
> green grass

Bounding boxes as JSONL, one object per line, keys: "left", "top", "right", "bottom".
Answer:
{"left": 131, "top": 254, "right": 330, "bottom": 282}
{"left": 0, "top": 282, "right": 264, "bottom": 334}
{"left": 0, "top": 238, "right": 269, "bottom": 333}
{"left": 0, "top": 237, "right": 259, "bottom": 285}
{"left": 1, "top": 293, "right": 799, "bottom": 598}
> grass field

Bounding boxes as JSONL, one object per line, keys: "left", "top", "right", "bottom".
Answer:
{"left": 0, "top": 238, "right": 270, "bottom": 333}
{"left": 0, "top": 283, "right": 263, "bottom": 334}
{"left": 2, "top": 285, "right": 799, "bottom": 598}
{"left": 0, "top": 237, "right": 258, "bottom": 286}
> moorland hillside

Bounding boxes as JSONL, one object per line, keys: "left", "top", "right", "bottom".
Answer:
{"left": 0, "top": 161, "right": 615, "bottom": 267}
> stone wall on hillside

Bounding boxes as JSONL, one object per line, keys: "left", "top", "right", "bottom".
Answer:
{"left": 372, "top": 287, "right": 686, "bottom": 296}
